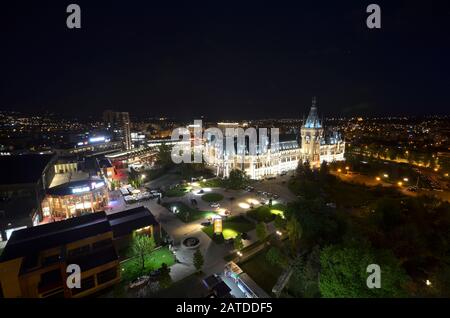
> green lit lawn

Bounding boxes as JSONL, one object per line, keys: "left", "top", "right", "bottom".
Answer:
{"left": 164, "top": 185, "right": 191, "bottom": 197}
{"left": 247, "top": 204, "right": 287, "bottom": 223}
{"left": 199, "top": 178, "right": 227, "bottom": 188}
{"left": 201, "top": 192, "right": 224, "bottom": 202}
{"left": 202, "top": 215, "right": 255, "bottom": 242}
{"left": 120, "top": 246, "right": 175, "bottom": 283}
{"left": 240, "top": 249, "right": 283, "bottom": 295}
{"left": 163, "top": 201, "right": 217, "bottom": 223}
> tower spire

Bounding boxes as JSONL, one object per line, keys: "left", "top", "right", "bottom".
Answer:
{"left": 312, "top": 96, "right": 317, "bottom": 109}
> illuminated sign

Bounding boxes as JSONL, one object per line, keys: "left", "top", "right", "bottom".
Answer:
{"left": 91, "top": 181, "right": 105, "bottom": 189}
{"left": 89, "top": 136, "right": 106, "bottom": 143}
{"left": 213, "top": 217, "right": 223, "bottom": 234}
{"left": 72, "top": 186, "right": 90, "bottom": 194}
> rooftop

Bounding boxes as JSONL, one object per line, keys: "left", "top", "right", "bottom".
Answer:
{"left": 0, "top": 154, "right": 54, "bottom": 185}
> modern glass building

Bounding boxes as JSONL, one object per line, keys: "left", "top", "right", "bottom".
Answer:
{"left": 41, "top": 176, "right": 109, "bottom": 220}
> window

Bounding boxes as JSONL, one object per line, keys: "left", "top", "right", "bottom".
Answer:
{"left": 97, "top": 267, "right": 117, "bottom": 285}
{"left": 68, "top": 245, "right": 90, "bottom": 258}
{"left": 71, "top": 276, "right": 95, "bottom": 295}
{"left": 42, "top": 254, "right": 60, "bottom": 266}
{"left": 92, "top": 239, "right": 112, "bottom": 250}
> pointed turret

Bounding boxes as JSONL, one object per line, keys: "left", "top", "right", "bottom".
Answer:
{"left": 304, "top": 96, "right": 322, "bottom": 128}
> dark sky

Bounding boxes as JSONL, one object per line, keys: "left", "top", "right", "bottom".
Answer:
{"left": 1, "top": 1, "right": 450, "bottom": 120}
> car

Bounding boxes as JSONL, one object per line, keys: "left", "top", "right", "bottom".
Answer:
{"left": 210, "top": 202, "right": 220, "bottom": 208}
{"left": 197, "top": 189, "right": 205, "bottom": 194}
{"left": 225, "top": 238, "right": 234, "bottom": 244}
{"left": 272, "top": 194, "right": 279, "bottom": 199}
{"left": 149, "top": 269, "right": 161, "bottom": 278}
{"left": 241, "top": 232, "right": 249, "bottom": 240}
{"left": 129, "top": 276, "right": 150, "bottom": 289}
{"left": 201, "top": 221, "right": 211, "bottom": 226}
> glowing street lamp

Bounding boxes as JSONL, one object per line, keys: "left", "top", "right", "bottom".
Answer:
{"left": 375, "top": 177, "right": 381, "bottom": 181}
{"left": 345, "top": 166, "right": 350, "bottom": 171}
{"left": 403, "top": 178, "right": 409, "bottom": 182}
{"left": 276, "top": 230, "right": 282, "bottom": 236}
{"left": 237, "top": 251, "right": 243, "bottom": 257}
{"left": 337, "top": 168, "right": 342, "bottom": 173}
{"left": 397, "top": 181, "right": 403, "bottom": 187}
{"left": 383, "top": 174, "right": 389, "bottom": 178}
{"left": 426, "top": 279, "right": 432, "bottom": 286}
{"left": 141, "top": 174, "right": 146, "bottom": 180}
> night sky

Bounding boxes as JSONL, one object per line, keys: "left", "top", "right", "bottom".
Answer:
{"left": 1, "top": 1, "right": 450, "bottom": 120}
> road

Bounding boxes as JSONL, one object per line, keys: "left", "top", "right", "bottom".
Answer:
{"left": 333, "top": 172, "right": 450, "bottom": 202}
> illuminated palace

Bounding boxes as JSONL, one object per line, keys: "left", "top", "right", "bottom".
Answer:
{"left": 204, "top": 98, "right": 345, "bottom": 179}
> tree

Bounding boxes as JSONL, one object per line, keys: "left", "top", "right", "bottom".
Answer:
{"left": 227, "top": 169, "right": 248, "bottom": 189}
{"left": 289, "top": 246, "right": 321, "bottom": 297}
{"left": 319, "top": 244, "right": 410, "bottom": 298}
{"left": 131, "top": 233, "right": 156, "bottom": 273}
{"left": 193, "top": 249, "right": 204, "bottom": 272}
{"left": 295, "top": 160, "right": 313, "bottom": 180}
{"left": 319, "top": 161, "right": 329, "bottom": 180}
{"left": 156, "top": 143, "right": 173, "bottom": 169}
{"left": 234, "top": 234, "right": 244, "bottom": 251}
{"left": 286, "top": 216, "right": 302, "bottom": 254}
{"left": 256, "top": 222, "right": 268, "bottom": 241}
{"left": 274, "top": 215, "right": 286, "bottom": 230}
{"left": 158, "top": 262, "right": 172, "bottom": 288}
{"left": 266, "top": 247, "right": 288, "bottom": 268}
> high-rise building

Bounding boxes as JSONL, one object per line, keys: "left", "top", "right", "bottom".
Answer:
{"left": 102, "top": 110, "right": 132, "bottom": 150}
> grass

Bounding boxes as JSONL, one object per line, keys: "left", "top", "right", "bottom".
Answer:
{"left": 201, "top": 192, "right": 224, "bottom": 202}
{"left": 247, "top": 204, "right": 287, "bottom": 223}
{"left": 239, "top": 249, "right": 283, "bottom": 295}
{"left": 164, "top": 185, "right": 191, "bottom": 197}
{"left": 202, "top": 215, "right": 255, "bottom": 242}
{"left": 163, "top": 201, "right": 217, "bottom": 222}
{"left": 120, "top": 246, "right": 175, "bottom": 283}
{"left": 199, "top": 178, "right": 227, "bottom": 188}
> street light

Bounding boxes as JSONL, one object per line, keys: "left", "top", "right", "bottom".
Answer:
{"left": 337, "top": 168, "right": 342, "bottom": 173}
{"left": 237, "top": 251, "right": 243, "bottom": 257}
{"left": 426, "top": 279, "right": 432, "bottom": 286}
{"left": 276, "top": 230, "right": 282, "bottom": 236}
{"left": 345, "top": 166, "right": 350, "bottom": 170}
{"left": 383, "top": 174, "right": 389, "bottom": 178}
{"left": 141, "top": 174, "right": 146, "bottom": 180}
{"left": 375, "top": 177, "right": 381, "bottom": 181}
{"left": 403, "top": 178, "right": 409, "bottom": 182}
{"left": 397, "top": 181, "right": 403, "bottom": 187}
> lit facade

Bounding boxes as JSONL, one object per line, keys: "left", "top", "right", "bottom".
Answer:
{"left": 205, "top": 98, "right": 345, "bottom": 179}
{"left": 41, "top": 177, "right": 109, "bottom": 220}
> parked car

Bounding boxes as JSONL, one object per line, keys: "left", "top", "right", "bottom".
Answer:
{"left": 241, "top": 232, "right": 249, "bottom": 240}
{"left": 129, "top": 276, "right": 150, "bottom": 289}
{"left": 149, "top": 270, "right": 161, "bottom": 278}
{"left": 210, "top": 202, "right": 220, "bottom": 208}
{"left": 201, "top": 221, "right": 211, "bottom": 226}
